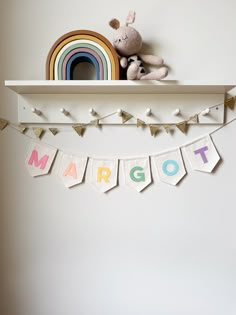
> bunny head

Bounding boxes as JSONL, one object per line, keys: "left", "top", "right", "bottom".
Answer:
{"left": 109, "top": 11, "right": 142, "bottom": 56}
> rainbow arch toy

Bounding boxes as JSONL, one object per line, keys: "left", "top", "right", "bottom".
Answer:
{"left": 46, "top": 30, "right": 120, "bottom": 80}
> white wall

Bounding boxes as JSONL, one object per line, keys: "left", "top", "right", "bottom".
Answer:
{"left": 1, "top": 1, "right": 236, "bottom": 314}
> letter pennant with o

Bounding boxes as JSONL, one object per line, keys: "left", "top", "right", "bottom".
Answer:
{"left": 153, "top": 148, "right": 186, "bottom": 185}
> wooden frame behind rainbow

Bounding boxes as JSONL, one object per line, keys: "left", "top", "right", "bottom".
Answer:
{"left": 46, "top": 30, "right": 120, "bottom": 80}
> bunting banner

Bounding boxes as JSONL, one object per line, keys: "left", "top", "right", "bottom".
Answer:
{"left": 123, "top": 157, "right": 152, "bottom": 192}
{"left": 90, "top": 158, "right": 119, "bottom": 193}
{"left": 58, "top": 153, "right": 88, "bottom": 188}
{"left": 21, "top": 132, "right": 223, "bottom": 192}
{"left": 3, "top": 115, "right": 236, "bottom": 192}
{"left": 182, "top": 135, "right": 220, "bottom": 173}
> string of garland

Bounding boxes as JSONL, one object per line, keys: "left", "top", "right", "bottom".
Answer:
{"left": 0, "top": 96, "right": 235, "bottom": 139}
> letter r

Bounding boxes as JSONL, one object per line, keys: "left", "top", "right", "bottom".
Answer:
{"left": 97, "top": 167, "right": 111, "bottom": 183}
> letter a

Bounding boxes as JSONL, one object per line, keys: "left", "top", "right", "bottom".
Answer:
{"left": 63, "top": 162, "right": 77, "bottom": 179}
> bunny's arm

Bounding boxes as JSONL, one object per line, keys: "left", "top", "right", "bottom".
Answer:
{"left": 139, "top": 54, "right": 164, "bottom": 66}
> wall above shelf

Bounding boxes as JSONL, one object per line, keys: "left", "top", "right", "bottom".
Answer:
{"left": 5, "top": 80, "right": 235, "bottom": 95}
{"left": 5, "top": 80, "right": 235, "bottom": 125}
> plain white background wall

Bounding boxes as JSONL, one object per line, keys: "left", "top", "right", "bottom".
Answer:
{"left": 1, "top": 1, "right": 236, "bottom": 314}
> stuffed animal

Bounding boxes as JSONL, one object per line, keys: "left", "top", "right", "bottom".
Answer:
{"left": 109, "top": 11, "right": 168, "bottom": 80}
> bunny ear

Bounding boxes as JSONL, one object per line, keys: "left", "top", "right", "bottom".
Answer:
{"left": 125, "top": 10, "right": 136, "bottom": 26}
{"left": 109, "top": 19, "right": 120, "bottom": 29}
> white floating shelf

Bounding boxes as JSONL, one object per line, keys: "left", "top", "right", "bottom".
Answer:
{"left": 5, "top": 80, "right": 235, "bottom": 94}
{"left": 5, "top": 80, "right": 235, "bottom": 125}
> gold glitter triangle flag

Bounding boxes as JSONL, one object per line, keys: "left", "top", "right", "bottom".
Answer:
{"left": 121, "top": 111, "right": 133, "bottom": 123}
{"left": 0, "top": 118, "right": 8, "bottom": 130}
{"left": 149, "top": 125, "right": 159, "bottom": 136}
{"left": 72, "top": 124, "right": 86, "bottom": 137}
{"left": 90, "top": 119, "right": 100, "bottom": 127}
{"left": 136, "top": 118, "right": 146, "bottom": 127}
{"left": 189, "top": 114, "right": 199, "bottom": 123}
{"left": 19, "top": 124, "right": 28, "bottom": 134}
{"left": 176, "top": 121, "right": 188, "bottom": 134}
{"left": 163, "top": 125, "right": 171, "bottom": 133}
{"left": 49, "top": 128, "right": 58, "bottom": 135}
{"left": 224, "top": 97, "right": 235, "bottom": 110}
{"left": 33, "top": 127, "right": 44, "bottom": 139}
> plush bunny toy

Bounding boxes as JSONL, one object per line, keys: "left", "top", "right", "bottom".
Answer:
{"left": 109, "top": 11, "right": 168, "bottom": 80}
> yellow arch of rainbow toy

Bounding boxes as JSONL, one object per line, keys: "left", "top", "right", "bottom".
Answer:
{"left": 46, "top": 30, "right": 120, "bottom": 80}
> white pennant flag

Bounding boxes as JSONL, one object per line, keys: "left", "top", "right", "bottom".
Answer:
{"left": 153, "top": 148, "right": 186, "bottom": 185}
{"left": 123, "top": 157, "right": 152, "bottom": 192}
{"left": 90, "top": 158, "right": 118, "bottom": 193}
{"left": 58, "top": 153, "right": 88, "bottom": 188}
{"left": 182, "top": 135, "right": 220, "bottom": 173}
{"left": 25, "top": 141, "right": 57, "bottom": 177}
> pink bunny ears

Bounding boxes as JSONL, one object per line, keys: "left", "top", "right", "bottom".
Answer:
{"left": 109, "top": 10, "right": 136, "bottom": 29}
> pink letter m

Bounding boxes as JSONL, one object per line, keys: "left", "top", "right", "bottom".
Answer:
{"left": 28, "top": 150, "right": 49, "bottom": 170}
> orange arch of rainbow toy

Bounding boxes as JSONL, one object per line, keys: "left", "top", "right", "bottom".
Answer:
{"left": 46, "top": 30, "right": 120, "bottom": 80}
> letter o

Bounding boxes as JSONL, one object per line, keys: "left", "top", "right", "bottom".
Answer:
{"left": 162, "top": 160, "right": 179, "bottom": 176}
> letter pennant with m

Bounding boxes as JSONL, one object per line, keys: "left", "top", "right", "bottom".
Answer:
{"left": 26, "top": 141, "right": 58, "bottom": 177}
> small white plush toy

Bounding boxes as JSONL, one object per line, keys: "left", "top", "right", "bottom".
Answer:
{"left": 109, "top": 11, "right": 168, "bottom": 80}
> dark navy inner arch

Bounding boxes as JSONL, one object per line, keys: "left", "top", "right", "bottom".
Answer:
{"left": 66, "top": 52, "right": 100, "bottom": 80}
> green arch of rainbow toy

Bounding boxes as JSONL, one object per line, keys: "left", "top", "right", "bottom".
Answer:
{"left": 46, "top": 30, "right": 120, "bottom": 80}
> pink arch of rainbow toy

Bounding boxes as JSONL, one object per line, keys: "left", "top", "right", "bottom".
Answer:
{"left": 46, "top": 30, "right": 119, "bottom": 80}
{"left": 61, "top": 47, "right": 104, "bottom": 80}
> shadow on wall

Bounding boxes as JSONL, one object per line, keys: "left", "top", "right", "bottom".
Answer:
{"left": 0, "top": 208, "right": 22, "bottom": 315}
{"left": 0, "top": 135, "right": 23, "bottom": 315}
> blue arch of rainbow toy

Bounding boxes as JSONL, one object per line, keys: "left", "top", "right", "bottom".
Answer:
{"left": 66, "top": 52, "right": 100, "bottom": 80}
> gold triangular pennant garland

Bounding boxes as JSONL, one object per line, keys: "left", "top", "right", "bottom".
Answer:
{"left": 19, "top": 125, "right": 28, "bottom": 134}
{"left": 0, "top": 118, "right": 8, "bottom": 131}
{"left": 72, "top": 124, "right": 86, "bottom": 137}
{"left": 224, "top": 97, "right": 235, "bottom": 110}
{"left": 90, "top": 119, "right": 100, "bottom": 127}
{"left": 136, "top": 118, "right": 146, "bottom": 127}
{"left": 163, "top": 124, "right": 171, "bottom": 133}
{"left": 121, "top": 111, "right": 133, "bottom": 124}
{"left": 33, "top": 127, "right": 44, "bottom": 139}
{"left": 49, "top": 128, "right": 58, "bottom": 135}
{"left": 176, "top": 121, "right": 188, "bottom": 134}
{"left": 149, "top": 125, "right": 159, "bottom": 136}
{"left": 190, "top": 114, "right": 199, "bottom": 123}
